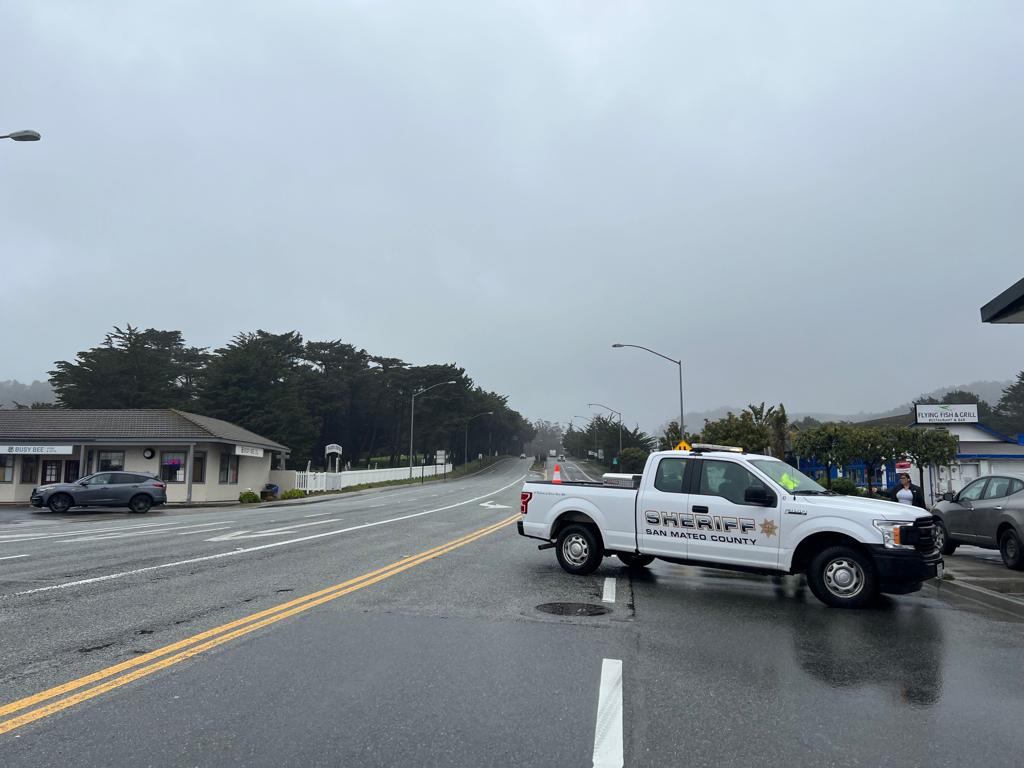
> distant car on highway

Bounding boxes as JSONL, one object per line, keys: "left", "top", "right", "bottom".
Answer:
{"left": 30, "top": 471, "right": 168, "bottom": 514}
{"left": 932, "top": 473, "right": 1024, "bottom": 570}
{"left": 519, "top": 453, "right": 527, "bottom": 459}
{"left": 558, "top": 454, "right": 566, "bottom": 461}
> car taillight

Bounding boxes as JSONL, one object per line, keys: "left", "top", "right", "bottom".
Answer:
{"left": 154, "top": 482, "right": 166, "bottom": 489}
{"left": 520, "top": 491, "right": 532, "bottom": 514}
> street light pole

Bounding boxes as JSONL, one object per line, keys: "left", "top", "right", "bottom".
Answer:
{"left": 1, "top": 130, "right": 41, "bottom": 142}
{"left": 588, "top": 402, "right": 623, "bottom": 460}
{"left": 465, "top": 411, "right": 493, "bottom": 468}
{"left": 612, "top": 343, "right": 684, "bottom": 442}
{"left": 409, "top": 380, "right": 457, "bottom": 478}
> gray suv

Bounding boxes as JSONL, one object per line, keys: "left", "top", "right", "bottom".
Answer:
{"left": 932, "top": 473, "right": 1024, "bottom": 570}
{"left": 30, "top": 472, "right": 168, "bottom": 514}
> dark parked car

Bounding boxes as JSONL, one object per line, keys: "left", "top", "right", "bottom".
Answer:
{"left": 30, "top": 471, "right": 168, "bottom": 514}
{"left": 932, "top": 473, "right": 1024, "bottom": 570}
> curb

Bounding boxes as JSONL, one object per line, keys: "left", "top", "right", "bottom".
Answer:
{"left": 932, "top": 574, "right": 1024, "bottom": 620}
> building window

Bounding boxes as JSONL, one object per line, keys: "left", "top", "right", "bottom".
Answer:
{"left": 42, "top": 461, "right": 61, "bottom": 484}
{"left": 160, "top": 451, "right": 187, "bottom": 483}
{"left": 193, "top": 452, "right": 206, "bottom": 484}
{"left": 219, "top": 453, "right": 239, "bottom": 484}
{"left": 64, "top": 461, "right": 80, "bottom": 483}
{"left": 21, "top": 457, "right": 38, "bottom": 485}
{"left": 0, "top": 456, "right": 13, "bottom": 483}
{"left": 97, "top": 451, "right": 125, "bottom": 472}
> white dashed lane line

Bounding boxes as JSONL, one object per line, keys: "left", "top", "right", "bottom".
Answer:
{"left": 602, "top": 577, "right": 616, "bottom": 604}
{"left": 592, "top": 658, "right": 624, "bottom": 768}
{"left": 0, "top": 554, "right": 29, "bottom": 561}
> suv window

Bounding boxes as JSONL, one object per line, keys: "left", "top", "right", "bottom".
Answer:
{"left": 112, "top": 473, "right": 147, "bottom": 484}
{"left": 983, "top": 477, "right": 1012, "bottom": 500}
{"left": 653, "top": 458, "right": 689, "bottom": 494}
{"left": 1011, "top": 479, "right": 1024, "bottom": 496}
{"left": 86, "top": 473, "right": 113, "bottom": 485}
{"left": 959, "top": 478, "right": 988, "bottom": 502}
{"left": 698, "top": 460, "right": 767, "bottom": 505}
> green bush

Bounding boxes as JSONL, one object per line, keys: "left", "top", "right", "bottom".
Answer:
{"left": 238, "top": 489, "right": 260, "bottom": 503}
{"left": 829, "top": 477, "right": 859, "bottom": 496}
{"left": 279, "top": 488, "right": 306, "bottom": 500}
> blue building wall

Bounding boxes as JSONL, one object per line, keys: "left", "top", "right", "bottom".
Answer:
{"left": 797, "top": 457, "right": 899, "bottom": 490}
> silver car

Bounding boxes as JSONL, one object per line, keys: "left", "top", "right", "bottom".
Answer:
{"left": 932, "top": 473, "right": 1024, "bottom": 570}
{"left": 30, "top": 471, "right": 168, "bottom": 514}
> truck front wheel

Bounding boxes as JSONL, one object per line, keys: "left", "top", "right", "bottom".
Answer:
{"left": 555, "top": 524, "right": 603, "bottom": 575}
{"left": 806, "top": 545, "right": 877, "bottom": 609}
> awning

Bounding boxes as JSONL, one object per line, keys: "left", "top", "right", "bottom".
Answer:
{"left": 981, "top": 276, "right": 1024, "bottom": 324}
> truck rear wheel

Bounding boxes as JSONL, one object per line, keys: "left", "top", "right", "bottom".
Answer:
{"left": 806, "top": 545, "right": 877, "bottom": 609}
{"left": 555, "top": 524, "right": 603, "bottom": 575}
{"left": 617, "top": 553, "right": 655, "bottom": 568}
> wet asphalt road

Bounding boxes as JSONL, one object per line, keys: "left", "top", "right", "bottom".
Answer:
{"left": 1, "top": 457, "right": 1023, "bottom": 767}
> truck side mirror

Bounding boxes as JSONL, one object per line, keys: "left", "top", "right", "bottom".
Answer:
{"left": 941, "top": 491, "right": 955, "bottom": 502}
{"left": 744, "top": 485, "right": 775, "bottom": 506}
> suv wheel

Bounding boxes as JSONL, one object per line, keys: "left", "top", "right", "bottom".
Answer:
{"left": 806, "top": 545, "right": 877, "bottom": 608}
{"left": 555, "top": 524, "right": 603, "bottom": 575}
{"left": 129, "top": 494, "right": 153, "bottom": 514}
{"left": 47, "top": 493, "right": 72, "bottom": 513}
{"left": 934, "top": 520, "right": 958, "bottom": 556}
{"left": 999, "top": 529, "right": 1024, "bottom": 571}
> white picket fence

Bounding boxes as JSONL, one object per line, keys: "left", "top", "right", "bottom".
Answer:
{"left": 294, "top": 464, "right": 454, "bottom": 492}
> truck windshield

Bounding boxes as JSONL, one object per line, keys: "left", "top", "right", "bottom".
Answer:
{"left": 749, "top": 459, "right": 829, "bottom": 494}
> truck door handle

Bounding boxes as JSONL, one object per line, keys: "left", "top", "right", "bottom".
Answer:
{"left": 692, "top": 505, "right": 709, "bottom": 514}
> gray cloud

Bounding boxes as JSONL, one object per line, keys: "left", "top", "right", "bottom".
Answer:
{"left": 2, "top": 1, "right": 1022, "bottom": 433}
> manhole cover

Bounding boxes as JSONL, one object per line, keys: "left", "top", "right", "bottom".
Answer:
{"left": 536, "top": 602, "right": 609, "bottom": 616}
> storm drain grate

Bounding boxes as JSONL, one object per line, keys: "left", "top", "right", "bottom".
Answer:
{"left": 536, "top": 602, "right": 609, "bottom": 617}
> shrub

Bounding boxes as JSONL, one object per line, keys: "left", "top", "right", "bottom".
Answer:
{"left": 238, "top": 489, "right": 260, "bottom": 503}
{"left": 279, "top": 488, "right": 306, "bottom": 500}
{"left": 829, "top": 477, "right": 859, "bottom": 496}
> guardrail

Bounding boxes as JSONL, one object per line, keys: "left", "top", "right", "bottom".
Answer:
{"left": 294, "top": 464, "right": 454, "bottom": 492}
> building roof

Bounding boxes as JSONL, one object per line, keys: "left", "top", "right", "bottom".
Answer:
{"left": 0, "top": 409, "right": 289, "bottom": 452}
{"left": 981, "top": 276, "right": 1024, "bottom": 324}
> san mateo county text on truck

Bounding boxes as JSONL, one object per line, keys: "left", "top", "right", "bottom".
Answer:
{"left": 518, "top": 446, "right": 941, "bottom": 608}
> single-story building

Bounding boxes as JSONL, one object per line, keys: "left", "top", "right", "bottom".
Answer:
{"left": 910, "top": 421, "right": 1024, "bottom": 504}
{"left": 0, "top": 409, "right": 289, "bottom": 504}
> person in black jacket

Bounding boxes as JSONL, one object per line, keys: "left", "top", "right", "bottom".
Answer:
{"left": 891, "top": 472, "right": 927, "bottom": 509}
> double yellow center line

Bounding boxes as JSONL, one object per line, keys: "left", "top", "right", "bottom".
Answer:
{"left": 0, "top": 513, "right": 520, "bottom": 736}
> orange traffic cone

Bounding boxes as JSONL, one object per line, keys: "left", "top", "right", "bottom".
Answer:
{"left": 552, "top": 463, "right": 562, "bottom": 484}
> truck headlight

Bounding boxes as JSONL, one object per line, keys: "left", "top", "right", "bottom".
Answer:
{"left": 873, "top": 520, "right": 915, "bottom": 550}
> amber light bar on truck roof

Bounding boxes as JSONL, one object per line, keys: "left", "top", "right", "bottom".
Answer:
{"left": 688, "top": 444, "right": 745, "bottom": 454}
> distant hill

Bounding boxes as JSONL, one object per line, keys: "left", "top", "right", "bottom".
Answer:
{"left": 681, "top": 379, "right": 1013, "bottom": 430}
{"left": 0, "top": 380, "right": 56, "bottom": 409}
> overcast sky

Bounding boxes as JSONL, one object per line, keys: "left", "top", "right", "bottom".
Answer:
{"left": 2, "top": 1, "right": 1022, "bottom": 433}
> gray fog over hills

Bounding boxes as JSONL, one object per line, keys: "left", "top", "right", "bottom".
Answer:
{"left": 679, "top": 379, "right": 1013, "bottom": 431}
{"left": 0, "top": 380, "right": 56, "bottom": 408}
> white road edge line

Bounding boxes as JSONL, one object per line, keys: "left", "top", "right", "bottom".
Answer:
{"left": 592, "top": 658, "right": 624, "bottom": 768}
{"left": 303, "top": 512, "right": 331, "bottom": 517}
{"left": 0, "top": 554, "right": 29, "bottom": 561}
{"left": 8, "top": 474, "right": 527, "bottom": 597}
{"left": 178, "top": 526, "right": 232, "bottom": 535}
{"left": 602, "top": 577, "right": 616, "bottom": 604}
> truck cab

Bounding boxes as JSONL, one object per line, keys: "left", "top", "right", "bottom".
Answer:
{"left": 518, "top": 446, "right": 941, "bottom": 608}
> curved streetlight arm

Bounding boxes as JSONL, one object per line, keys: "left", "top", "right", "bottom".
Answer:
{"left": 612, "top": 343, "right": 679, "bottom": 366}
{"left": 410, "top": 380, "right": 458, "bottom": 477}
{"left": 612, "top": 342, "right": 686, "bottom": 436}
{"left": 464, "top": 411, "right": 493, "bottom": 467}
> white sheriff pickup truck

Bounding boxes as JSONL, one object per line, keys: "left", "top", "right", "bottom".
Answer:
{"left": 518, "top": 446, "right": 942, "bottom": 608}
